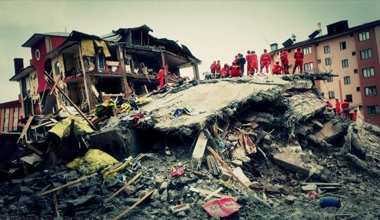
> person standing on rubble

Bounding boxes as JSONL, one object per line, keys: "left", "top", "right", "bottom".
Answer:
{"left": 280, "top": 48, "right": 289, "bottom": 74}
{"left": 236, "top": 54, "right": 246, "bottom": 75}
{"left": 157, "top": 67, "right": 165, "bottom": 89}
{"left": 210, "top": 61, "right": 216, "bottom": 77}
{"left": 272, "top": 61, "right": 283, "bottom": 75}
{"left": 260, "top": 49, "right": 271, "bottom": 74}
{"left": 342, "top": 99, "right": 350, "bottom": 119}
{"left": 352, "top": 109, "right": 358, "bottom": 121}
{"left": 335, "top": 98, "right": 342, "bottom": 115}
{"left": 246, "top": 51, "right": 253, "bottom": 76}
{"left": 292, "top": 48, "right": 304, "bottom": 74}
{"left": 216, "top": 60, "right": 221, "bottom": 75}
{"left": 251, "top": 51, "right": 259, "bottom": 74}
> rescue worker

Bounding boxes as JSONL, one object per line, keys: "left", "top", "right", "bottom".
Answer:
{"left": 215, "top": 60, "right": 221, "bottom": 74}
{"left": 326, "top": 101, "right": 333, "bottom": 108}
{"left": 260, "top": 49, "right": 271, "bottom": 74}
{"left": 280, "top": 48, "right": 289, "bottom": 74}
{"left": 292, "top": 48, "right": 304, "bottom": 74}
{"left": 220, "top": 63, "right": 230, "bottom": 78}
{"left": 251, "top": 51, "right": 259, "bottom": 74}
{"left": 236, "top": 54, "right": 246, "bottom": 75}
{"left": 352, "top": 109, "right": 358, "bottom": 121}
{"left": 272, "top": 61, "right": 283, "bottom": 75}
{"left": 157, "top": 66, "right": 165, "bottom": 89}
{"left": 246, "top": 50, "right": 253, "bottom": 76}
{"left": 342, "top": 99, "right": 350, "bottom": 119}
{"left": 210, "top": 61, "right": 216, "bottom": 77}
{"left": 335, "top": 98, "right": 342, "bottom": 115}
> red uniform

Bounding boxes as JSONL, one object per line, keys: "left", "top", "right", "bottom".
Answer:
{"left": 272, "top": 63, "right": 283, "bottom": 75}
{"left": 336, "top": 100, "right": 341, "bottom": 115}
{"left": 229, "top": 64, "right": 242, "bottom": 77}
{"left": 215, "top": 62, "right": 221, "bottom": 74}
{"left": 251, "top": 53, "right": 258, "bottom": 74}
{"left": 293, "top": 49, "right": 304, "bottom": 74}
{"left": 342, "top": 101, "right": 350, "bottom": 119}
{"left": 280, "top": 50, "right": 289, "bottom": 74}
{"left": 260, "top": 52, "right": 272, "bottom": 74}
{"left": 352, "top": 111, "right": 357, "bottom": 121}
{"left": 246, "top": 53, "right": 253, "bottom": 75}
{"left": 157, "top": 68, "right": 165, "bottom": 89}
{"left": 210, "top": 62, "right": 216, "bottom": 75}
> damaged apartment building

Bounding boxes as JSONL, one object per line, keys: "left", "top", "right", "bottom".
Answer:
{"left": 10, "top": 25, "right": 201, "bottom": 115}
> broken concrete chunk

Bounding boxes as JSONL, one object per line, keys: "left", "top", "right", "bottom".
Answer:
{"left": 206, "top": 155, "right": 220, "bottom": 176}
{"left": 285, "top": 195, "right": 296, "bottom": 205}
{"left": 301, "top": 184, "right": 317, "bottom": 192}
{"left": 219, "top": 167, "right": 232, "bottom": 181}
{"left": 232, "top": 167, "right": 251, "bottom": 186}
{"left": 170, "top": 204, "right": 190, "bottom": 214}
{"left": 314, "top": 120, "right": 346, "bottom": 143}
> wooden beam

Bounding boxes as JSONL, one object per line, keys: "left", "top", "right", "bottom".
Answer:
{"left": 25, "top": 142, "right": 44, "bottom": 156}
{"left": 17, "top": 116, "right": 34, "bottom": 144}
{"left": 105, "top": 172, "right": 141, "bottom": 203}
{"left": 44, "top": 71, "right": 96, "bottom": 130}
{"left": 53, "top": 192, "right": 60, "bottom": 217}
{"left": 38, "top": 173, "right": 97, "bottom": 196}
{"left": 78, "top": 43, "right": 92, "bottom": 110}
{"left": 113, "top": 189, "right": 155, "bottom": 220}
{"left": 49, "top": 76, "right": 61, "bottom": 95}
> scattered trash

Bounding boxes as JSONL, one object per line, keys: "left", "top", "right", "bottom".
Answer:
{"left": 202, "top": 197, "right": 241, "bottom": 217}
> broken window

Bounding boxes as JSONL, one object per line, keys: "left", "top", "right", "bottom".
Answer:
{"left": 360, "top": 49, "right": 373, "bottom": 60}
{"left": 367, "top": 105, "right": 379, "bottom": 115}
{"left": 339, "top": 41, "right": 346, "bottom": 50}
{"left": 328, "top": 91, "right": 335, "bottom": 99}
{"left": 96, "top": 54, "right": 106, "bottom": 72}
{"left": 363, "top": 67, "right": 375, "bottom": 78}
{"left": 344, "top": 76, "right": 351, "bottom": 85}
{"left": 359, "top": 31, "right": 370, "bottom": 42}
{"left": 365, "top": 86, "right": 377, "bottom": 97}
{"left": 342, "top": 59, "right": 349, "bottom": 68}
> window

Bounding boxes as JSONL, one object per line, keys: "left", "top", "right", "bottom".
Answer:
{"left": 354, "top": 69, "right": 358, "bottom": 74}
{"left": 356, "top": 87, "right": 361, "bottom": 92}
{"left": 328, "top": 91, "right": 335, "bottom": 99}
{"left": 359, "top": 31, "right": 370, "bottom": 42}
{"left": 304, "top": 62, "right": 313, "bottom": 71}
{"left": 352, "top": 51, "right": 356, "bottom": 56}
{"left": 363, "top": 67, "right": 375, "bottom": 78}
{"left": 340, "top": 41, "right": 346, "bottom": 50}
{"left": 344, "top": 76, "right": 351, "bottom": 85}
{"left": 4, "top": 108, "right": 9, "bottom": 132}
{"left": 360, "top": 49, "right": 373, "bottom": 60}
{"left": 367, "top": 105, "right": 379, "bottom": 115}
{"left": 365, "top": 86, "right": 377, "bottom": 97}
{"left": 325, "top": 57, "right": 332, "bottom": 66}
{"left": 346, "top": 94, "right": 353, "bottom": 102}
{"left": 13, "top": 107, "right": 19, "bottom": 131}
{"left": 327, "top": 76, "right": 334, "bottom": 82}
{"left": 342, "top": 59, "right": 349, "bottom": 68}
{"left": 303, "top": 46, "right": 312, "bottom": 55}
{"left": 324, "top": 45, "right": 330, "bottom": 54}
{"left": 318, "top": 59, "right": 321, "bottom": 64}
{"left": 35, "top": 49, "right": 40, "bottom": 61}
{"left": 45, "top": 37, "right": 52, "bottom": 53}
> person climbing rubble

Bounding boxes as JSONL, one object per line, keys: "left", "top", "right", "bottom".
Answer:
{"left": 157, "top": 66, "right": 165, "bottom": 89}
{"left": 292, "top": 47, "right": 304, "bottom": 74}
{"left": 260, "top": 49, "right": 271, "bottom": 74}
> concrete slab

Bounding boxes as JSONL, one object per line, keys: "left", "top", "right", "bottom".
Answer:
{"left": 142, "top": 76, "right": 290, "bottom": 134}
{"left": 314, "top": 120, "right": 346, "bottom": 143}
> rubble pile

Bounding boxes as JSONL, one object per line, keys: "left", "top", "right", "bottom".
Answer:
{"left": 1, "top": 74, "right": 380, "bottom": 220}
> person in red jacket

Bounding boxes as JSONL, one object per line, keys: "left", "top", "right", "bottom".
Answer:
{"left": 342, "top": 99, "right": 350, "bottom": 119}
{"left": 246, "top": 50, "right": 253, "bottom": 75}
{"left": 157, "top": 67, "right": 165, "bottom": 89}
{"left": 326, "top": 100, "right": 333, "bottom": 108}
{"left": 280, "top": 48, "right": 289, "bottom": 74}
{"left": 272, "top": 61, "right": 283, "bottom": 75}
{"left": 292, "top": 48, "right": 304, "bottom": 74}
{"left": 251, "top": 51, "right": 258, "bottom": 74}
{"left": 335, "top": 98, "right": 342, "bottom": 115}
{"left": 352, "top": 109, "right": 357, "bottom": 121}
{"left": 210, "top": 61, "right": 216, "bottom": 77}
{"left": 215, "top": 60, "right": 221, "bottom": 74}
{"left": 260, "top": 49, "right": 272, "bottom": 74}
{"left": 220, "top": 63, "right": 230, "bottom": 78}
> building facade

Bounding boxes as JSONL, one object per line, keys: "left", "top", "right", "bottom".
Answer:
{"left": 270, "top": 20, "right": 380, "bottom": 126}
{"left": 0, "top": 100, "right": 22, "bottom": 133}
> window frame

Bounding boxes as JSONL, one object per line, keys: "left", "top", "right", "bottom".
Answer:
{"left": 362, "top": 67, "right": 375, "bottom": 78}
{"left": 367, "top": 105, "right": 379, "bottom": 115}
{"left": 360, "top": 49, "right": 373, "bottom": 60}
{"left": 328, "top": 91, "right": 335, "bottom": 99}
{"left": 364, "top": 86, "right": 377, "bottom": 97}
{"left": 304, "top": 62, "right": 314, "bottom": 72}
{"left": 340, "top": 41, "right": 346, "bottom": 50}
{"left": 342, "top": 59, "right": 349, "bottom": 68}
{"left": 324, "top": 45, "right": 330, "bottom": 54}
{"left": 325, "top": 57, "right": 332, "bottom": 66}
{"left": 303, "top": 46, "right": 312, "bottom": 55}
{"left": 359, "top": 30, "right": 370, "bottom": 42}
{"left": 344, "top": 76, "right": 351, "bottom": 85}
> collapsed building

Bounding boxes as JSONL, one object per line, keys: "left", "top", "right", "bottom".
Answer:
{"left": 1, "top": 73, "right": 380, "bottom": 220}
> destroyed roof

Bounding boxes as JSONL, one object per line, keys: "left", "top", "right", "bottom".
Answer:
{"left": 271, "top": 19, "right": 380, "bottom": 52}
{"left": 9, "top": 66, "right": 35, "bottom": 82}
{"left": 22, "top": 32, "right": 70, "bottom": 48}
{"left": 101, "top": 25, "right": 154, "bottom": 42}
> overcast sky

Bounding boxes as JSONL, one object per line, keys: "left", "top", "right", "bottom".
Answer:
{"left": 0, "top": 0, "right": 379, "bottom": 103}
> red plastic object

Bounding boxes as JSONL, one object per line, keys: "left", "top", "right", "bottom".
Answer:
{"left": 202, "top": 197, "right": 241, "bottom": 217}
{"left": 309, "top": 191, "right": 319, "bottom": 198}
{"left": 169, "top": 165, "right": 185, "bottom": 178}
